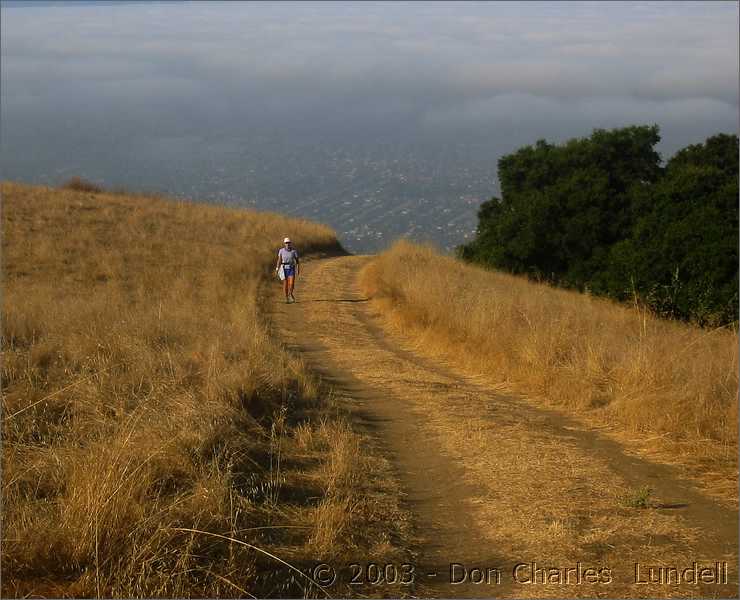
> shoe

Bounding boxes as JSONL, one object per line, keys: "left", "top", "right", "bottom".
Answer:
{"left": 285, "top": 297, "right": 291, "bottom": 304}
{"left": 290, "top": 293, "right": 296, "bottom": 303}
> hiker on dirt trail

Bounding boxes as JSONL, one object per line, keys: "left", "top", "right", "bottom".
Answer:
{"left": 276, "top": 237, "right": 300, "bottom": 303}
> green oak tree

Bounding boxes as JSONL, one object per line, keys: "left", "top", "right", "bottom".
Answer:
{"left": 460, "top": 127, "right": 738, "bottom": 325}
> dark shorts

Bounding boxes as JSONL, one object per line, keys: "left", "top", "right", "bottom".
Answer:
{"left": 283, "top": 265, "right": 295, "bottom": 278}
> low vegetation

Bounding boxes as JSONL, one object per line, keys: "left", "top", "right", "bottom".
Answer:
{"left": 619, "top": 486, "right": 654, "bottom": 509}
{"left": 2, "top": 182, "right": 406, "bottom": 597}
{"left": 60, "top": 176, "right": 105, "bottom": 194}
{"left": 362, "top": 240, "right": 738, "bottom": 480}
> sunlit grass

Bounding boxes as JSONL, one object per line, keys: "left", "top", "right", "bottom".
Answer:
{"left": 362, "top": 240, "right": 738, "bottom": 473}
{"left": 1, "top": 181, "right": 401, "bottom": 597}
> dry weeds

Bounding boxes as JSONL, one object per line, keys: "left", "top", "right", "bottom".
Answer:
{"left": 361, "top": 240, "right": 738, "bottom": 499}
{"left": 1, "top": 181, "right": 404, "bottom": 597}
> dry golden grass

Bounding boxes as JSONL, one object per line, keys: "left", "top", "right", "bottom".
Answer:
{"left": 286, "top": 256, "right": 737, "bottom": 599}
{"left": 1, "top": 181, "right": 405, "bottom": 598}
{"left": 361, "top": 240, "right": 738, "bottom": 487}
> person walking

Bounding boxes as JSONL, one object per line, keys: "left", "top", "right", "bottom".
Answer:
{"left": 276, "top": 237, "right": 300, "bottom": 303}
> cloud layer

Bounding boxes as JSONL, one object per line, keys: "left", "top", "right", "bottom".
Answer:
{"left": 1, "top": 1, "right": 738, "bottom": 181}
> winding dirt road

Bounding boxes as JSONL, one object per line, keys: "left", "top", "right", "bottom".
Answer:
{"left": 269, "top": 255, "right": 738, "bottom": 598}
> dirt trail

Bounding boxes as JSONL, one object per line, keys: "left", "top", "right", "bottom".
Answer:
{"left": 269, "top": 255, "right": 738, "bottom": 598}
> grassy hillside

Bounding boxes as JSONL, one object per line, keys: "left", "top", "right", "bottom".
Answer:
{"left": 1, "top": 182, "right": 407, "bottom": 597}
{"left": 362, "top": 241, "right": 738, "bottom": 499}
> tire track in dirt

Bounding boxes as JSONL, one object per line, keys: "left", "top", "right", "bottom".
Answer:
{"left": 268, "top": 255, "right": 738, "bottom": 599}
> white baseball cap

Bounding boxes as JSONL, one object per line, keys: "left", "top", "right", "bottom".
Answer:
{"left": 283, "top": 237, "right": 291, "bottom": 243}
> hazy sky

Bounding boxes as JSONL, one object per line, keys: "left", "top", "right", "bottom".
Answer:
{"left": 1, "top": 0, "right": 738, "bottom": 249}
{"left": 3, "top": 1, "right": 737, "bottom": 140}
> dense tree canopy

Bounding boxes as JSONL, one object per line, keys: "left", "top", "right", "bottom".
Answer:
{"left": 460, "top": 127, "right": 738, "bottom": 325}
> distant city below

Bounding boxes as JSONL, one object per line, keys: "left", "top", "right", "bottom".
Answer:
{"left": 3, "top": 134, "right": 494, "bottom": 254}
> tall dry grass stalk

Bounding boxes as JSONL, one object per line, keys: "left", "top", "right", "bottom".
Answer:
{"left": 1, "top": 182, "right": 401, "bottom": 597}
{"left": 361, "top": 240, "right": 738, "bottom": 465}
